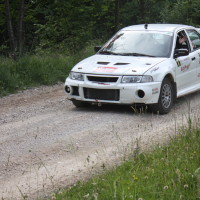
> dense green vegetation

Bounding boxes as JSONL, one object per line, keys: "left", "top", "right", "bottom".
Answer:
{"left": 0, "top": 43, "right": 95, "bottom": 96}
{"left": 1, "top": 0, "right": 200, "bottom": 56}
{"left": 1, "top": 0, "right": 200, "bottom": 95}
{"left": 53, "top": 125, "right": 200, "bottom": 200}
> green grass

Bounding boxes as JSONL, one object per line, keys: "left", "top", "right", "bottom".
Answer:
{"left": 53, "top": 126, "right": 200, "bottom": 200}
{"left": 0, "top": 42, "right": 96, "bottom": 96}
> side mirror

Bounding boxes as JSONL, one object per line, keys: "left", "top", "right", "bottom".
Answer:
{"left": 94, "top": 46, "right": 102, "bottom": 53}
{"left": 174, "top": 48, "right": 189, "bottom": 58}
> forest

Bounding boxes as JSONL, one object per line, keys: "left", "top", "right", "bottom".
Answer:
{"left": 0, "top": 0, "right": 200, "bottom": 94}
{"left": 1, "top": 0, "right": 200, "bottom": 57}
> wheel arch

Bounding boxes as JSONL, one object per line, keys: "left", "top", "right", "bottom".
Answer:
{"left": 163, "top": 73, "right": 177, "bottom": 100}
{"left": 149, "top": 74, "right": 176, "bottom": 114}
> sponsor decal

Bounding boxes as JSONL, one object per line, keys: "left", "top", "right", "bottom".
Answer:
{"left": 183, "top": 57, "right": 190, "bottom": 62}
{"left": 152, "top": 88, "right": 159, "bottom": 94}
{"left": 181, "top": 65, "right": 190, "bottom": 72}
{"left": 94, "top": 66, "right": 118, "bottom": 72}
{"left": 176, "top": 59, "right": 181, "bottom": 67}
{"left": 97, "top": 82, "right": 110, "bottom": 85}
{"left": 150, "top": 67, "right": 159, "bottom": 73}
{"left": 199, "top": 53, "right": 200, "bottom": 64}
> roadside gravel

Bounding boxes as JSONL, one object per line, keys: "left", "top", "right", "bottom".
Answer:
{"left": 0, "top": 83, "right": 200, "bottom": 199}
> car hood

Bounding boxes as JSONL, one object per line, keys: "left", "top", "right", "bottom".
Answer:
{"left": 73, "top": 55, "right": 167, "bottom": 75}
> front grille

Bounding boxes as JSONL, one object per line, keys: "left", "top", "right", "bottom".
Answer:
{"left": 87, "top": 76, "right": 118, "bottom": 83}
{"left": 83, "top": 88, "right": 119, "bottom": 101}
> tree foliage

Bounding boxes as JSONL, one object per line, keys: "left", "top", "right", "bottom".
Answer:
{"left": 0, "top": 0, "right": 199, "bottom": 57}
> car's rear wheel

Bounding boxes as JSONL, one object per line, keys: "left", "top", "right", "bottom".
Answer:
{"left": 149, "top": 78, "right": 174, "bottom": 114}
{"left": 72, "top": 99, "right": 89, "bottom": 107}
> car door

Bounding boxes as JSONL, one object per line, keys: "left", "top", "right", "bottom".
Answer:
{"left": 186, "top": 29, "right": 200, "bottom": 84}
{"left": 174, "top": 30, "right": 197, "bottom": 91}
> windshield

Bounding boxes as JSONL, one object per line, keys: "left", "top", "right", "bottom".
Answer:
{"left": 100, "top": 31, "right": 173, "bottom": 57}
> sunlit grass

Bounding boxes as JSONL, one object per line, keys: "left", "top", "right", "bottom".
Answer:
{"left": 0, "top": 42, "right": 96, "bottom": 96}
{"left": 53, "top": 125, "right": 200, "bottom": 200}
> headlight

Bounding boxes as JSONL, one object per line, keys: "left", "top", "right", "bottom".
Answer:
{"left": 122, "top": 75, "right": 153, "bottom": 83}
{"left": 69, "top": 72, "right": 84, "bottom": 81}
{"left": 122, "top": 76, "right": 142, "bottom": 83}
{"left": 141, "top": 75, "right": 153, "bottom": 83}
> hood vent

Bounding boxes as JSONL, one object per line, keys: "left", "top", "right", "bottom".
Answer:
{"left": 97, "top": 62, "right": 110, "bottom": 65}
{"left": 114, "top": 63, "right": 130, "bottom": 65}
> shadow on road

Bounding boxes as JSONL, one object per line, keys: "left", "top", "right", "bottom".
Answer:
{"left": 70, "top": 90, "right": 200, "bottom": 115}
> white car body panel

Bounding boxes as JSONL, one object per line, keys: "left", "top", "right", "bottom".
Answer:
{"left": 65, "top": 77, "right": 161, "bottom": 104}
{"left": 64, "top": 24, "right": 200, "bottom": 110}
{"left": 72, "top": 55, "right": 167, "bottom": 75}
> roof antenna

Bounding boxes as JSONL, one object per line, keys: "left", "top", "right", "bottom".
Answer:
{"left": 144, "top": 23, "right": 148, "bottom": 29}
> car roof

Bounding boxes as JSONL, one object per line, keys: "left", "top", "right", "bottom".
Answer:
{"left": 122, "top": 24, "right": 194, "bottom": 32}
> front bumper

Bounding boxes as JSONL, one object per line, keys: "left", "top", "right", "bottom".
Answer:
{"left": 64, "top": 76, "right": 161, "bottom": 105}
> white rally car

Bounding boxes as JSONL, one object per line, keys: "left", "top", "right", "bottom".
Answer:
{"left": 65, "top": 24, "right": 200, "bottom": 114}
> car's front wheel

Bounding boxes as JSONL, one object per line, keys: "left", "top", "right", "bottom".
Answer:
{"left": 149, "top": 78, "right": 174, "bottom": 114}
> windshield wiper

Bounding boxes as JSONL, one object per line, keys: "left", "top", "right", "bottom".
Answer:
{"left": 99, "top": 51, "right": 155, "bottom": 57}
{"left": 120, "top": 53, "right": 155, "bottom": 57}
{"left": 99, "top": 50, "right": 120, "bottom": 55}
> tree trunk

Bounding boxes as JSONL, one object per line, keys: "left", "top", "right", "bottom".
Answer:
{"left": 139, "top": 0, "right": 145, "bottom": 23}
{"left": 114, "top": 0, "right": 120, "bottom": 31}
{"left": 19, "top": 0, "right": 25, "bottom": 56}
{"left": 5, "top": 0, "right": 17, "bottom": 57}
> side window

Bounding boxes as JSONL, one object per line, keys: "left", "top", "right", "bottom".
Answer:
{"left": 175, "top": 30, "right": 190, "bottom": 51}
{"left": 186, "top": 29, "right": 200, "bottom": 50}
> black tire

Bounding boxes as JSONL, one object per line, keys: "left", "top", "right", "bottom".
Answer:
{"left": 149, "top": 78, "right": 174, "bottom": 114}
{"left": 72, "top": 100, "right": 89, "bottom": 107}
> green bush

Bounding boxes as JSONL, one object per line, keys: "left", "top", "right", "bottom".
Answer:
{"left": 0, "top": 42, "right": 98, "bottom": 96}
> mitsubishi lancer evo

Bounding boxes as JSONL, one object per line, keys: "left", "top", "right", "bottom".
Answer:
{"left": 64, "top": 24, "right": 200, "bottom": 114}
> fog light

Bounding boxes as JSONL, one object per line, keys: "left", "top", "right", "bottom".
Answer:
{"left": 65, "top": 86, "right": 71, "bottom": 93}
{"left": 138, "top": 90, "right": 145, "bottom": 98}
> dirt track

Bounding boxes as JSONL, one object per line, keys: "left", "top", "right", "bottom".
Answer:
{"left": 0, "top": 83, "right": 200, "bottom": 199}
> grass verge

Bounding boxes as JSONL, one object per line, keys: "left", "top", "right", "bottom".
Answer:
{"left": 52, "top": 125, "right": 200, "bottom": 200}
{"left": 0, "top": 42, "right": 96, "bottom": 96}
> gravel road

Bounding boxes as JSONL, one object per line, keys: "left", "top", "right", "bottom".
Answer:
{"left": 0, "top": 83, "right": 200, "bottom": 199}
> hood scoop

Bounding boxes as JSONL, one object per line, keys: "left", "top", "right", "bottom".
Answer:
{"left": 97, "top": 62, "right": 110, "bottom": 65}
{"left": 114, "top": 63, "right": 130, "bottom": 65}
